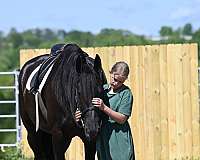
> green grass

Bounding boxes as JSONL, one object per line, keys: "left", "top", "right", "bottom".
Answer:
{"left": 0, "top": 147, "right": 33, "bottom": 160}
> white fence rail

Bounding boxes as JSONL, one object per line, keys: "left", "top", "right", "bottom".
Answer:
{"left": 0, "top": 71, "right": 20, "bottom": 149}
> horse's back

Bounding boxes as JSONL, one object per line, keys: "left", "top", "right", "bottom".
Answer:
{"left": 19, "top": 54, "right": 49, "bottom": 91}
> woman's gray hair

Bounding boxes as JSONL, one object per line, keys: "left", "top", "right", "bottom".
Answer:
{"left": 110, "top": 61, "right": 129, "bottom": 78}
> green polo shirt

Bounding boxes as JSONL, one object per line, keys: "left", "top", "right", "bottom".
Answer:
{"left": 96, "top": 84, "right": 135, "bottom": 160}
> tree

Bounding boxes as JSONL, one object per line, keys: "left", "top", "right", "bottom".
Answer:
{"left": 21, "top": 30, "right": 42, "bottom": 48}
{"left": 0, "top": 31, "right": 4, "bottom": 49}
{"left": 42, "top": 28, "right": 57, "bottom": 41}
{"left": 65, "top": 30, "right": 95, "bottom": 47}
{"left": 7, "top": 28, "right": 23, "bottom": 48}
{"left": 0, "top": 30, "right": 4, "bottom": 39}
{"left": 182, "top": 23, "right": 193, "bottom": 35}
{"left": 159, "top": 26, "right": 173, "bottom": 36}
{"left": 57, "top": 29, "right": 67, "bottom": 40}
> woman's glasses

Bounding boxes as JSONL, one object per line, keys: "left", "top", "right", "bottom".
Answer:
{"left": 110, "top": 73, "right": 126, "bottom": 84}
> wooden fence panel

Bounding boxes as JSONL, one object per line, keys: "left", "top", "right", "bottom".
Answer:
{"left": 20, "top": 44, "right": 200, "bottom": 160}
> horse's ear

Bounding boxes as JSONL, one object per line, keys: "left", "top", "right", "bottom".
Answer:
{"left": 76, "top": 55, "right": 85, "bottom": 73}
{"left": 94, "top": 54, "right": 102, "bottom": 72}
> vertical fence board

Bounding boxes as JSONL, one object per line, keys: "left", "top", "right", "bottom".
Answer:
{"left": 190, "top": 44, "right": 200, "bottom": 158}
{"left": 144, "top": 45, "right": 155, "bottom": 160}
{"left": 129, "top": 46, "right": 139, "bottom": 160}
{"left": 182, "top": 44, "right": 193, "bottom": 159}
{"left": 137, "top": 45, "right": 146, "bottom": 160}
{"left": 174, "top": 44, "right": 184, "bottom": 159}
{"left": 159, "top": 45, "right": 169, "bottom": 160}
{"left": 108, "top": 46, "right": 117, "bottom": 74}
{"left": 123, "top": 46, "right": 131, "bottom": 87}
{"left": 152, "top": 45, "right": 161, "bottom": 160}
{"left": 167, "top": 44, "right": 177, "bottom": 159}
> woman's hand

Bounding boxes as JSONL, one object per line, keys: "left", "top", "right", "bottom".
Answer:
{"left": 92, "top": 98, "right": 105, "bottom": 111}
{"left": 75, "top": 110, "right": 82, "bottom": 122}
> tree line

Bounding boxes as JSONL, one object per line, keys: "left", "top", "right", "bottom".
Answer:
{"left": 0, "top": 23, "right": 200, "bottom": 72}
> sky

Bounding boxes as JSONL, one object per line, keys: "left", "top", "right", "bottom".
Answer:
{"left": 1, "top": 0, "right": 200, "bottom": 36}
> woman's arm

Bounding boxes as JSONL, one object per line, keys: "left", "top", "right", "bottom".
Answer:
{"left": 92, "top": 98, "right": 128, "bottom": 124}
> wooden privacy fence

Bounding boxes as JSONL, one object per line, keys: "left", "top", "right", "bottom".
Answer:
{"left": 20, "top": 44, "right": 200, "bottom": 160}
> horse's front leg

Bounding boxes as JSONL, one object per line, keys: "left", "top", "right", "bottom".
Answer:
{"left": 83, "top": 139, "right": 96, "bottom": 160}
{"left": 52, "top": 129, "right": 66, "bottom": 160}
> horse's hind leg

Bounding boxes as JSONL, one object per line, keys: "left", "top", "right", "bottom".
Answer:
{"left": 27, "top": 130, "right": 54, "bottom": 160}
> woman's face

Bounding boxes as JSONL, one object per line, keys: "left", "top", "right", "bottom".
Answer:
{"left": 110, "top": 73, "right": 126, "bottom": 91}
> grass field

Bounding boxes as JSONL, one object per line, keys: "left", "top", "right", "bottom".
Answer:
{"left": 0, "top": 148, "right": 33, "bottom": 160}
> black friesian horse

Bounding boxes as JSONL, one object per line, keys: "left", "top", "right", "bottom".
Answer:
{"left": 19, "top": 44, "right": 107, "bottom": 160}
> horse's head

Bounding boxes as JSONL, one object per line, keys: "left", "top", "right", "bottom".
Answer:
{"left": 53, "top": 44, "right": 106, "bottom": 140}
{"left": 75, "top": 53, "right": 106, "bottom": 140}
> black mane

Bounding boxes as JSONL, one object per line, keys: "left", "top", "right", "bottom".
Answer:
{"left": 52, "top": 44, "right": 102, "bottom": 114}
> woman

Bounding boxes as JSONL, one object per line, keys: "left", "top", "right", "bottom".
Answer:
{"left": 76, "top": 61, "right": 135, "bottom": 160}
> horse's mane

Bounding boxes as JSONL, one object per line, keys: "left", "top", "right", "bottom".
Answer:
{"left": 52, "top": 44, "right": 98, "bottom": 114}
